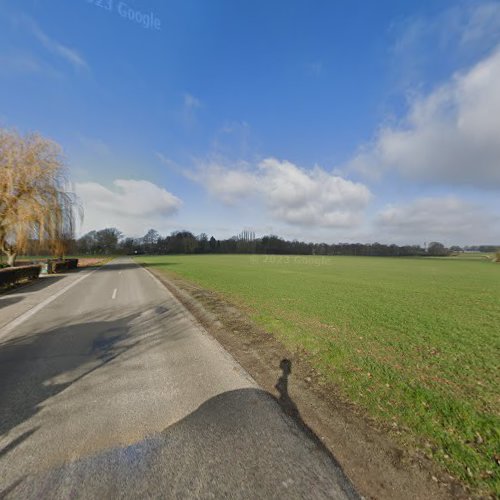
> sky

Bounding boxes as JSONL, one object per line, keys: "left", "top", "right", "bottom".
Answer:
{"left": 1, "top": 0, "right": 499, "bottom": 245}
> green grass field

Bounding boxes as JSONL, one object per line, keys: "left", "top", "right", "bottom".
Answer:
{"left": 138, "top": 254, "right": 499, "bottom": 495}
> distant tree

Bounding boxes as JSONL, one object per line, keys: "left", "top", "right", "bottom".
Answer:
{"left": 155, "top": 236, "right": 168, "bottom": 254}
{"left": 209, "top": 236, "right": 217, "bottom": 252}
{"left": 76, "top": 231, "right": 97, "bottom": 254}
{"left": 95, "top": 228, "right": 122, "bottom": 254}
{"left": 181, "top": 231, "right": 198, "bottom": 253}
{"left": 449, "top": 245, "right": 463, "bottom": 253}
{"left": 427, "top": 242, "right": 449, "bottom": 256}
{"left": 478, "top": 245, "right": 499, "bottom": 253}
{"left": 142, "top": 229, "right": 160, "bottom": 253}
{"left": 167, "top": 231, "right": 197, "bottom": 254}
{"left": 0, "top": 129, "right": 79, "bottom": 265}
{"left": 196, "top": 233, "right": 209, "bottom": 253}
{"left": 143, "top": 229, "right": 160, "bottom": 245}
{"left": 120, "top": 237, "right": 136, "bottom": 255}
{"left": 74, "top": 225, "right": 439, "bottom": 259}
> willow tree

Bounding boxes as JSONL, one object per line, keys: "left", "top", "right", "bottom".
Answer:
{"left": 0, "top": 129, "right": 79, "bottom": 266}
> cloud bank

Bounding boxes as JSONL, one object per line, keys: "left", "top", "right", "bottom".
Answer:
{"left": 191, "top": 157, "right": 372, "bottom": 228}
{"left": 375, "top": 196, "right": 499, "bottom": 245}
{"left": 351, "top": 46, "right": 500, "bottom": 188}
{"left": 76, "top": 179, "right": 181, "bottom": 236}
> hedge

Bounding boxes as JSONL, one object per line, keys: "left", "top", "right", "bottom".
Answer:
{"left": 0, "top": 265, "right": 41, "bottom": 287}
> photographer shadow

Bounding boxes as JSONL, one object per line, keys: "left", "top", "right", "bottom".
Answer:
{"left": 275, "top": 358, "right": 332, "bottom": 455}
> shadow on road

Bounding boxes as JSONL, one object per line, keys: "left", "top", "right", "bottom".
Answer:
{"left": 0, "top": 274, "right": 65, "bottom": 298}
{"left": 0, "top": 428, "right": 39, "bottom": 460}
{"left": 89, "top": 262, "right": 140, "bottom": 272}
{"left": 25, "top": 377, "right": 358, "bottom": 499}
{"left": 0, "top": 296, "right": 24, "bottom": 309}
{"left": 0, "top": 477, "right": 25, "bottom": 498}
{"left": 139, "top": 261, "right": 181, "bottom": 267}
{"left": 0, "top": 302, "right": 199, "bottom": 459}
{"left": 94, "top": 261, "right": 180, "bottom": 272}
{"left": 17, "top": 275, "right": 66, "bottom": 294}
{"left": 0, "top": 312, "right": 141, "bottom": 439}
{"left": 0, "top": 295, "right": 358, "bottom": 498}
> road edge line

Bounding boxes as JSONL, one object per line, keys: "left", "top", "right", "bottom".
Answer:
{"left": 0, "top": 266, "right": 101, "bottom": 340}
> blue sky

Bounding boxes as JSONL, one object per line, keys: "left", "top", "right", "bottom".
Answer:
{"left": 1, "top": 0, "right": 499, "bottom": 245}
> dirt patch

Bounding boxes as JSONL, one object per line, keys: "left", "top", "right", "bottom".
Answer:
{"left": 146, "top": 266, "right": 473, "bottom": 500}
{"left": 77, "top": 257, "right": 110, "bottom": 268}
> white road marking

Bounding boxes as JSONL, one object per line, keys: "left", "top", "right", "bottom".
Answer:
{"left": 0, "top": 268, "right": 99, "bottom": 340}
{"left": 112, "top": 288, "right": 118, "bottom": 300}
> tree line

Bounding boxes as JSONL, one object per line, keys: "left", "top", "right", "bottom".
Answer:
{"left": 68, "top": 227, "right": 471, "bottom": 257}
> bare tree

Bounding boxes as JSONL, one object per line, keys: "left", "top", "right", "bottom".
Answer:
{"left": 0, "top": 129, "right": 80, "bottom": 266}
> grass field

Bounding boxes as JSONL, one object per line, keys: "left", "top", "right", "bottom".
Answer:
{"left": 139, "top": 254, "right": 499, "bottom": 495}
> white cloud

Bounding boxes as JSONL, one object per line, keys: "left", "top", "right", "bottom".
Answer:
{"left": 76, "top": 179, "right": 181, "bottom": 236}
{"left": 33, "top": 28, "right": 88, "bottom": 71}
{"left": 459, "top": 1, "right": 500, "bottom": 47}
{"left": 375, "top": 196, "right": 499, "bottom": 244}
{"left": 399, "top": 2, "right": 500, "bottom": 51}
{"left": 15, "top": 14, "right": 89, "bottom": 71}
{"left": 351, "top": 46, "right": 500, "bottom": 187}
{"left": 191, "top": 158, "right": 371, "bottom": 228}
{"left": 155, "top": 152, "right": 184, "bottom": 174}
{"left": 390, "top": 1, "right": 500, "bottom": 87}
{"left": 259, "top": 159, "right": 371, "bottom": 227}
{"left": 0, "top": 13, "right": 87, "bottom": 74}
{"left": 188, "top": 160, "right": 258, "bottom": 204}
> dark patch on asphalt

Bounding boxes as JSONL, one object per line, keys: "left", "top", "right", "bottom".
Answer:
{"left": 92, "top": 334, "right": 126, "bottom": 361}
{"left": 0, "top": 314, "right": 137, "bottom": 437}
{"left": 15, "top": 388, "right": 359, "bottom": 499}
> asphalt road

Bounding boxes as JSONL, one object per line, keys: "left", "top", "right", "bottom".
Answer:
{"left": 0, "top": 257, "right": 358, "bottom": 499}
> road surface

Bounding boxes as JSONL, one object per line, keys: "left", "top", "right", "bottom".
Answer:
{"left": 0, "top": 257, "right": 358, "bottom": 499}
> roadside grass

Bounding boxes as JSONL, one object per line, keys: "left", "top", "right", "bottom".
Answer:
{"left": 138, "top": 254, "right": 500, "bottom": 496}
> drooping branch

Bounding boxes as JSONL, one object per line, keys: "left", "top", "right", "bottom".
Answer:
{"left": 0, "top": 129, "right": 81, "bottom": 265}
